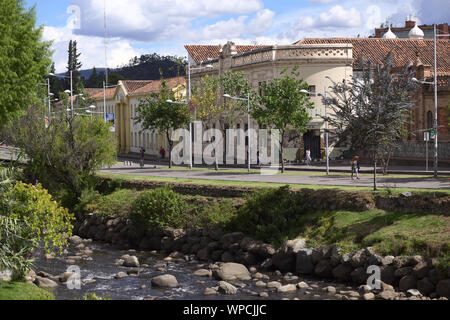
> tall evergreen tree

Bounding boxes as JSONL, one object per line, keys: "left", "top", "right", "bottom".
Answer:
{"left": 66, "top": 40, "right": 83, "bottom": 93}
{"left": 0, "top": 0, "right": 52, "bottom": 126}
{"left": 49, "top": 62, "right": 63, "bottom": 99}
{"left": 87, "top": 67, "right": 102, "bottom": 88}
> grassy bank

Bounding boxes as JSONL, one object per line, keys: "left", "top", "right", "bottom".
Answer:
{"left": 298, "top": 209, "right": 450, "bottom": 258}
{"left": 80, "top": 180, "right": 449, "bottom": 267}
{"left": 0, "top": 281, "right": 55, "bottom": 300}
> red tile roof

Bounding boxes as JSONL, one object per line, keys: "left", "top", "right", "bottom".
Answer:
{"left": 295, "top": 38, "right": 450, "bottom": 76}
{"left": 129, "top": 77, "right": 186, "bottom": 96}
{"left": 185, "top": 45, "right": 270, "bottom": 64}
{"left": 86, "top": 77, "right": 186, "bottom": 100}
{"left": 88, "top": 87, "right": 116, "bottom": 100}
{"left": 83, "top": 88, "right": 103, "bottom": 97}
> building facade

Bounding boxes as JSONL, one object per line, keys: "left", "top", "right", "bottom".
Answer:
{"left": 296, "top": 38, "right": 450, "bottom": 144}
{"left": 87, "top": 77, "right": 186, "bottom": 155}
{"left": 185, "top": 42, "right": 354, "bottom": 161}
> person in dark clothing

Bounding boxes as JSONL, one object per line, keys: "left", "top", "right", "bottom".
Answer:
{"left": 140, "top": 147, "right": 146, "bottom": 168}
{"left": 160, "top": 147, "right": 166, "bottom": 159}
{"left": 351, "top": 156, "right": 360, "bottom": 180}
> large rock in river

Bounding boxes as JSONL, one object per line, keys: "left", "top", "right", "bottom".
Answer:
{"left": 151, "top": 274, "right": 180, "bottom": 288}
{"left": 213, "top": 263, "right": 251, "bottom": 281}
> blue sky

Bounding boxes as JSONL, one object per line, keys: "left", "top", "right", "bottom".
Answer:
{"left": 24, "top": 0, "right": 449, "bottom": 73}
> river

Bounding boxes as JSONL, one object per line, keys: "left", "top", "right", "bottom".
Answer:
{"left": 31, "top": 241, "right": 360, "bottom": 301}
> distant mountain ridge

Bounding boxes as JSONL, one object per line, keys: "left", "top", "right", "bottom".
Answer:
{"left": 57, "top": 54, "right": 187, "bottom": 88}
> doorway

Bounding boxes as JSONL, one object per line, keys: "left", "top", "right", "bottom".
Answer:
{"left": 303, "top": 130, "right": 321, "bottom": 160}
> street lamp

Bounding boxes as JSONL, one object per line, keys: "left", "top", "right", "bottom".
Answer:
{"left": 300, "top": 89, "right": 330, "bottom": 175}
{"left": 410, "top": 26, "right": 450, "bottom": 178}
{"left": 166, "top": 99, "right": 193, "bottom": 170}
{"left": 50, "top": 71, "right": 77, "bottom": 116}
{"left": 223, "top": 93, "right": 252, "bottom": 173}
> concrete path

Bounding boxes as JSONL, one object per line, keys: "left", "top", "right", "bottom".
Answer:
{"left": 101, "top": 163, "right": 450, "bottom": 190}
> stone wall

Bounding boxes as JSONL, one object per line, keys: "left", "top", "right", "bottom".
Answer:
{"left": 73, "top": 214, "right": 450, "bottom": 299}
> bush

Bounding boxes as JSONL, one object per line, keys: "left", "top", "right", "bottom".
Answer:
{"left": 10, "top": 107, "right": 117, "bottom": 208}
{"left": 0, "top": 216, "right": 36, "bottom": 281}
{"left": 0, "top": 182, "right": 74, "bottom": 253}
{"left": 130, "top": 186, "right": 188, "bottom": 231}
{"left": 93, "top": 189, "right": 139, "bottom": 217}
{"left": 189, "top": 200, "right": 237, "bottom": 229}
{"left": 230, "top": 186, "right": 308, "bottom": 246}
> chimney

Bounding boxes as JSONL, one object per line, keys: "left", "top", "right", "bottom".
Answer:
{"left": 405, "top": 20, "right": 416, "bottom": 29}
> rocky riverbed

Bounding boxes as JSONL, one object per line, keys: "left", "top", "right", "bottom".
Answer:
{"left": 25, "top": 236, "right": 380, "bottom": 301}
{"left": 26, "top": 235, "right": 448, "bottom": 301}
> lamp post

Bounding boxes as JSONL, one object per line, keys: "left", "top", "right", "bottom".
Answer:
{"left": 49, "top": 71, "right": 77, "bottom": 116}
{"left": 412, "top": 26, "right": 450, "bottom": 178}
{"left": 223, "top": 93, "right": 251, "bottom": 173}
{"left": 167, "top": 99, "right": 193, "bottom": 170}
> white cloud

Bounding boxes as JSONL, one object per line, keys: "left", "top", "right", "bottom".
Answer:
{"left": 315, "top": 5, "right": 362, "bottom": 28}
{"left": 72, "top": 0, "right": 265, "bottom": 42}
{"left": 43, "top": 25, "right": 143, "bottom": 73}
{"left": 248, "top": 9, "right": 276, "bottom": 35}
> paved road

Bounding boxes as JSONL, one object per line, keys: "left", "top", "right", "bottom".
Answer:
{"left": 101, "top": 163, "right": 450, "bottom": 190}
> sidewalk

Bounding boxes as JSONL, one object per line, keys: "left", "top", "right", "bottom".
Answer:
{"left": 119, "top": 153, "right": 450, "bottom": 176}
{"left": 101, "top": 163, "right": 450, "bottom": 190}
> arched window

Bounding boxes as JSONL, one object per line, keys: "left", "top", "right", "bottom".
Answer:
{"left": 427, "top": 111, "right": 433, "bottom": 130}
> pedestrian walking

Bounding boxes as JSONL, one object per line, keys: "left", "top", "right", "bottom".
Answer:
{"left": 160, "top": 147, "right": 166, "bottom": 159}
{"left": 306, "top": 149, "right": 312, "bottom": 166}
{"left": 351, "top": 156, "right": 360, "bottom": 180}
{"left": 140, "top": 147, "right": 146, "bottom": 168}
{"left": 257, "top": 151, "right": 263, "bottom": 168}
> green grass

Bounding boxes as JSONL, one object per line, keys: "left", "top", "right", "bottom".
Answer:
{"left": 0, "top": 281, "right": 55, "bottom": 300}
{"left": 299, "top": 209, "right": 450, "bottom": 259}
{"left": 98, "top": 172, "right": 450, "bottom": 195}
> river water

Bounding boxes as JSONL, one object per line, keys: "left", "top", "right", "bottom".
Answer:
{"left": 32, "top": 241, "right": 357, "bottom": 301}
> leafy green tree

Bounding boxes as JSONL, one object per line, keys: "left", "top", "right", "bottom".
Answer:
{"left": 134, "top": 79, "right": 190, "bottom": 168}
{"left": 9, "top": 105, "right": 117, "bottom": 207}
{"left": 0, "top": 0, "right": 52, "bottom": 126}
{"left": 253, "top": 67, "right": 314, "bottom": 173}
{"left": 191, "top": 71, "right": 255, "bottom": 167}
{"left": 323, "top": 52, "right": 418, "bottom": 190}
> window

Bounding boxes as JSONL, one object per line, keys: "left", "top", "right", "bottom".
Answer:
{"left": 308, "top": 85, "right": 316, "bottom": 95}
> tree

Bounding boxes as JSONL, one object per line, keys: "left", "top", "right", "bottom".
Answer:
{"left": 9, "top": 105, "right": 117, "bottom": 208}
{"left": 49, "top": 62, "right": 63, "bottom": 100}
{"left": 191, "top": 71, "right": 255, "bottom": 167}
{"left": 66, "top": 40, "right": 83, "bottom": 94}
{"left": 134, "top": 79, "right": 190, "bottom": 168}
{"left": 322, "top": 52, "right": 418, "bottom": 190}
{"left": 0, "top": 0, "right": 52, "bottom": 126}
{"left": 87, "top": 67, "right": 102, "bottom": 88}
{"left": 253, "top": 67, "right": 314, "bottom": 173}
